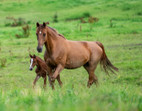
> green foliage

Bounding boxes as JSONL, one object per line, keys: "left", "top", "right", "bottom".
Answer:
{"left": 15, "top": 25, "right": 31, "bottom": 38}
{"left": 53, "top": 13, "right": 58, "bottom": 23}
{"left": 0, "top": 0, "right": 142, "bottom": 111}
{"left": 5, "top": 17, "right": 29, "bottom": 27}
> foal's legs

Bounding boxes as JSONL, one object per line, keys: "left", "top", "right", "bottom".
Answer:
{"left": 84, "top": 63, "right": 98, "bottom": 88}
{"left": 33, "top": 75, "right": 40, "bottom": 88}
{"left": 43, "top": 76, "right": 47, "bottom": 89}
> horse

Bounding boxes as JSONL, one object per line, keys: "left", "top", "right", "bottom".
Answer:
{"left": 36, "top": 22, "right": 118, "bottom": 88}
{"left": 29, "top": 54, "right": 62, "bottom": 89}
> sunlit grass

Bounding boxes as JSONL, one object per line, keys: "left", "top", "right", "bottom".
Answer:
{"left": 0, "top": 0, "right": 142, "bottom": 111}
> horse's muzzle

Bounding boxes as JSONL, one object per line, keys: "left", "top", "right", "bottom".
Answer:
{"left": 37, "top": 46, "right": 43, "bottom": 53}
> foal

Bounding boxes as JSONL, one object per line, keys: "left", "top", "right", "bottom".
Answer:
{"left": 29, "top": 54, "right": 48, "bottom": 88}
{"left": 29, "top": 54, "right": 63, "bottom": 89}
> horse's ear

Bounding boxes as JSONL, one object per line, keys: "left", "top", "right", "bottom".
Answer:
{"left": 43, "top": 22, "right": 46, "bottom": 27}
{"left": 46, "top": 22, "right": 49, "bottom": 25}
{"left": 29, "top": 54, "right": 32, "bottom": 58}
{"left": 36, "top": 22, "right": 39, "bottom": 27}
{"left": 33, "top": 54, "right": 36, "bottom": 58}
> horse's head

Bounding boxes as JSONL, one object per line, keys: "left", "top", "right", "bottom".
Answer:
{"left": 29, "top": 54, "right": 37, "bottom": 71}
{"left": 36, "top": 22, "right": 49, "bottom": 53}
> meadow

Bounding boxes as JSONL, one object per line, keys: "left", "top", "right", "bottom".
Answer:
{"left": 0, "top": 0, "right": 142, "bottom": 111}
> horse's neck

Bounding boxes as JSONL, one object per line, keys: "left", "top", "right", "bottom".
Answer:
{"left": 45, "top": 36, "right": 53, "bottom": 54}
{"left": 45, "top": 28, "right": 59, "bottom": 54}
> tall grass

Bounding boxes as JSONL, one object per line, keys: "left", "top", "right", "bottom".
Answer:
{"left": 0, "top": 0, "right": 141, "bottom": 111}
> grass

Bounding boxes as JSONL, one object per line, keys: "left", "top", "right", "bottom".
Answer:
{"left": 0, "top": 0, "right": 142, "bottom": 111}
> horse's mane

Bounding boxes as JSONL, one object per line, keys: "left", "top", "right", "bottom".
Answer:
{"left": 48, "top": 26, "right": 66, "bottom": 39}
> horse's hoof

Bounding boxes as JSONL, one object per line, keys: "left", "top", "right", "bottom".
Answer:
{"left": 94, "top": 81, "right": 99, "bottom": 87}
{"left": 58, "top": 82, "right": 63, "bottom": 88}
{"left": 51, "top": 77, "right": 55, "bottom": 82}
{"left": 87, "top": 79, "right": 95, "bottom": 88}
{"left": 87, "top": 84, "right": 90, "bottom": 88}
{"left": 43, "top": 85, "right": 46, "bottom": 89}
{"left": 87, "top": 82, "right": 92, "bottom": 88}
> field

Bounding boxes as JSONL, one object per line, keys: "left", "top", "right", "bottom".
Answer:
{"left": 0, "top": 0, "right": 142, "bottom": 111}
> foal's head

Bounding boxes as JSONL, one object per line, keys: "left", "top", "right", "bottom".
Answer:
{"left": 36, "top": 22, "right": 49, "bottom": 53}
{"left": 29, "top": 54, "right": 38, "bottom": 71}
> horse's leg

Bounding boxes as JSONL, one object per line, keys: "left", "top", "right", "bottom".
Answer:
{"left": 43, "top": 76, "right": 47, "bottom": 89}
{"left": 51, "top": 68, "right": 63, "bottom": 87}
{"left": 57, "top": 75, "right": 63, "bottom": 87}
{"left": 48, "top": 68, "right": 55, "bottom": 90}
{"left": 48, "top": 76, "right": 55, "bottom": 90}
{"left": 33, "top": 75, "right": 40, "bottom": 88}
{"left": 51, "top": 64, "right": 64, "bottom": 81}
{"left": 84, "top": 63, "right": 98, "bottom": 88}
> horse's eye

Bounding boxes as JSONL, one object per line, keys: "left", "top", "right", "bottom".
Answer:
{"left": 43, "top": 33, "right": 46, "bottom": 37}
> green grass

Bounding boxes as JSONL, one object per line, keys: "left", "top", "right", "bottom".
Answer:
{"left": 0, "top": 0, "right": 142, "bottom": 111}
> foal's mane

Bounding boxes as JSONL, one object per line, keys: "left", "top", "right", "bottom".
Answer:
{"left": 36, "top": 56, "right": 47, "bottom": 70}
{"left": 47, "top": 26, "right": 66, "bottom": 39}
{"left": 36, "top": 56, "right": 44, "bottom": 63}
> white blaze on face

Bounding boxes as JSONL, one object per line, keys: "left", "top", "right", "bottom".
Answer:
{"left": 39, "top": 31, "right": 42, "bottom": 34}
{"left": 30, "top": 58, "right": 33, "bottom": 69}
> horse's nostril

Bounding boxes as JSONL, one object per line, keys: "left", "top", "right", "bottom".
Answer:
{"left": 37, "top": 47, "right": 42, "bottom": 53}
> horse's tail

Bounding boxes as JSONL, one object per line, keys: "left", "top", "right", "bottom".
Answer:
{"left": 96, "top": 41, "right": 118, "bottom": 75}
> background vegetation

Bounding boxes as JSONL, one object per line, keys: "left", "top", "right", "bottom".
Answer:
{"left": 0, "top": 0, "right": 142, "bottom": 111}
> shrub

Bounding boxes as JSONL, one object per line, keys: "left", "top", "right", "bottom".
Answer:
{"left": 83, "top": 12, "right": 90, "bottom": 18}
{"left": 88, "top": 16, "right": 99, "bottom": 23}
{"left": 80, "top": 18, "right": 87, "bottom": 23}
{"left": 136, "top": 12, "right": 142, "bottom": 16}
{"left": 53, "top": 13, "right": 58, "bottom": 23}
{"left": 65, "top": 12, "right": 91, "bottom": 22}
{"left": 5, "top": 17, "right": 31, "bottom": 27}
{"left": 15, "top": 25, "right": 31, "bottom": 38}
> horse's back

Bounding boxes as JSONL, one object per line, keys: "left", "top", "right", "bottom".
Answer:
{"left": 67, "top": 40, "right": 102, "bottom": 52}
{"left": 66, "top": 40, "right": 103, "bottom": 64}
{"left": 65, "top": 40, "right": 102, "bottom": 69}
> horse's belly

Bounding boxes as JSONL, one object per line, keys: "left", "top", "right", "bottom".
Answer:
{"left": 65, "top": 62, "right": 85, "bottom": 69}
{"left": 65, "top": 56, "right": 89, "bottom": 69}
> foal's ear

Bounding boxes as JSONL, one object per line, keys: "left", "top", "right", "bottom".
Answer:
{"left": 29, "top": 54, "right": 32, "bottom": 58}
{"left": 43, "top": 22, "right": 46, "bottom": 27}
{"left": 36, "top": 22, "right": 40, "bottom": 27}
{"left": 33, "top": 54, "right": 36, "bottom": 58}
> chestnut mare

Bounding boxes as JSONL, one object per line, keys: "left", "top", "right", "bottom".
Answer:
{"left": 36, "top": 22, "right": 118, "bottom": 88}
{"left": 29, "top": 54, "right": 62, "bottom": 89}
